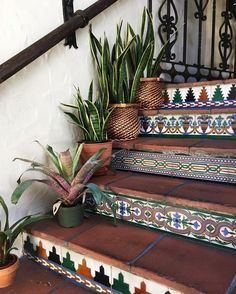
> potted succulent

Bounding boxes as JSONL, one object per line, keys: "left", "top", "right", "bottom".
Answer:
{"left": 61, "top": 82, "right": 114, "bottom": 175}
{"left": 0, "top": 195, "right": 51, "bottom": 288}
{"left": 90, "top": 23, "right": 153, "bottom": 141}
{"left": 11, "top": 142, "right": 115, "bottom": 228}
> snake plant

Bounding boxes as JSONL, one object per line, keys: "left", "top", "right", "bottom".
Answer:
{"left": 126, "top": 7, "right": 172, "bottom": 78}
{"left": 90, "top": 22, "right": 153, "bottom": 104}
{"left": 61, "top": 82, "right": 114, "bottom": 142}
{"left": 0, "top": 195, "right": 51, "bottom": 266}
{"left": 11, "top": 142, "right": 114, "bottom": 216}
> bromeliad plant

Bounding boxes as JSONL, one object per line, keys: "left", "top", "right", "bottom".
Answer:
{"left": 61, "top": 82, "right": 113, "bottom": 143}
{"left": 90, "top": 23, "right": 153, "bottom": 104}
{"left": 0, "top": 195, "right": 51, "bottom": 266}
{"left": 11, "top": 142, "right": 114, "bottom": 216}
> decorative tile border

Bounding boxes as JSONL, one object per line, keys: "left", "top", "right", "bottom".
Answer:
{"left": 162, "top": 82, "right": 236, "bottom": 110}
{"left": 139, "top": 113, "right": 236, "bottom": 138}
{"left": 94, "top": 192, "right": 236, "bottom": 249}
{"left": 23, "top": 233, "right": 179, "bottom": 294}
{"left": 111, "top": 149, "right": 236, "bottom": 184}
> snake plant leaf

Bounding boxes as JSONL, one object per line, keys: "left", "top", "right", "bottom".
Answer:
{"left": 140, "top": 7, "right": 147, "bottom": 42}
{"left": 61, "top": 102, "right": 79, "bottom": 110}
{"left": 151, "top": 38, "right": 171, "bottom": 76}
{"left": 130, "top": 41, "right": 154, "bottom": 102}
{"left": 85, "top": 100, "right": 101, "bottom": 141}
{"left": 88, "top": 81, "right": 93, "bottom": 102}
{"left": 89, "top": 30, "right": 102, "bottom": 72}
{"left": 11, "top": 179, "right": 50, "bottom": 204}
{"left": 0, "top": 196, "right": 9, "bottom": 231}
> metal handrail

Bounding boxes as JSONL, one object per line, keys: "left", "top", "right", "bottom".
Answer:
{"left": 0, "top": 0, "right": 118, "bottom": 83}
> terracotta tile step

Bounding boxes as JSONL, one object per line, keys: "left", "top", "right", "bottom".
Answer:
{"left": 93, "top": 171, "right": 236, "bottom": 215}
{"left": 113, "top": 137, "right": 236, "bottom": 157}
{"left": 1, "top": 257, "right": 95, "bottom": 294}
{"left": 25, "top": 217, "right": 236, "bottom": 294}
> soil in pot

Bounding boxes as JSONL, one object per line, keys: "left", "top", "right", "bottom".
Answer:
{"left": 56, "top": 203, "right": 84, "bottom": 228}
{"left": 0, "top": 254, "right": 19, "bottom": 288}
{"left": 81, "top": 141, "right": 113, "bottom": 176}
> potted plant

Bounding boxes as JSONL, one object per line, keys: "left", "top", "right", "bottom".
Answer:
{"left": 128, "top": 7, "right": 174, "bottom": 110}
{"left": 11, "top": 142, "right": 115, "bottom": 228}
{"left": 90, "top": 23, "right": 153, "bottom": 141}
{"left": 0, "top": 195, "right": 51, "bottom": 288}
{"left": 61, "top": 82, "right": 114, "bottom": 175}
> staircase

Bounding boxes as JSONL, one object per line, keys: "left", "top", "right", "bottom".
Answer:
{"left": 22, "top": 79, "right": 236, "bottom": 294}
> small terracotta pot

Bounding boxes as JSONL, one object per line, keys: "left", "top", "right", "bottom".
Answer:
{"left": 0, "top": 254, "right": 19, "bottom": 288}
{"left": 81, "top": 141, "right": 113, "bottom": 176}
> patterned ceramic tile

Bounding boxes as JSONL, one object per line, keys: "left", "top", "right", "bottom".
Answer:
{"left": 140, "top": 113, "right": 236, "bottom": 138}
{"left": 161, "top": 82, "right": 236, "bottom": 109}
{"left": 23, "top": 234, "right": 183, "bottom": 294}
{"left": 112, "top": 149, "right": 236, "bottom": 184}
{"left": 92, "top": 192, "right": 236, "bottom": 249}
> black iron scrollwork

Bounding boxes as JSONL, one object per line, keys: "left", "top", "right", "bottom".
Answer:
{"left": 158, "top": 0, "right": 178, "bottom": 61}
{"left": 219, "top": 1, "right": 233, "bottom": 70}
{"left": 194, "top": 0, "right": 209, "bottom": 20}
{"left": 62, "top": 0, "right": 78, "bottom": 49}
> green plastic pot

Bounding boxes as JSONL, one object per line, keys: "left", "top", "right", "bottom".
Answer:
{"left": 56, "top": 204, "right": 84, "bottom": 228}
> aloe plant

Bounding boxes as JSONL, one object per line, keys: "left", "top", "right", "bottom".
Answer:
{"left": 11, "top": 142, "right": 114, "bottom": 216}
{"left": 0, "top": 195, "right": 51, "bottom": 266}
{"left": 61, "top": 82, "right": 113, "bottom": 142}
{"left": 90, "top": 23, "right": 153, "bottom": 104}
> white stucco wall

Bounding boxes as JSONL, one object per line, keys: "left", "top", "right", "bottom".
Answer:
{"left": 0, "top": 0, "right": 146, "bottom": 231}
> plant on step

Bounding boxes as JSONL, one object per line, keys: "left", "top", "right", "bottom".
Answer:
{"left": 126, "top": 7, "right": 173, "bottom": 78}
{"left": 0, "top": 195, "right": 51, "bottom": 266}
{"left": 90, "top": 23, "right": 153, "bottom": 104}
{"left": 61, "top": 82, "right": 114, "bottom": 143}
{"left": 11, "top": 142, "right": 115, "bottom": 218}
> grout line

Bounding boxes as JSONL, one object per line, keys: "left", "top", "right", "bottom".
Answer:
{"left": 127, "top": 234, "right": 166, "bottom": 266}
{"left": 164, "top": 180, "right": 192, "bottom": 197}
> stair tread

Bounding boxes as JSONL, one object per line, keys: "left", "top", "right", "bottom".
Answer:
{"left": 26, "top": 217, "right": 236, "bottom": 294}
{"left": 92, "top": 171, "right": 236, "bottom": 214}
{"left": 113, "top": 137, "right": 236, "bottom": 156}
{"left": 1, "top": 257, "right": 95, "bottom": 294}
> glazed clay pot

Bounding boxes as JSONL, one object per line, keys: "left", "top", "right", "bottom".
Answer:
{"left": 0, "top": 254, "right": 19, "bottom": 288}
{"left": 56, "top": 204, "right": 84, "bottom": 228}
{"left": 81, "top": 141, "right": 113, "bottom": 176}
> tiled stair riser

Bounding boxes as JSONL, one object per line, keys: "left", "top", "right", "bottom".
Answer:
{"left": 112, "top": 150, "right": 236, "bottom": 184}
{"left": 23, "top": 233, "right": 180, "bottom": 294}
{"left": 139, "top": 113, "right": 236, "bottom": 138}
{"left": 162, "top": 82, "right": 236, "bottom": 109}
{"left": 93, "top": 192, "right": 236, "bottom": 250}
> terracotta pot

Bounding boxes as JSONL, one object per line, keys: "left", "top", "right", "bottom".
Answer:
{"left": 108, "top": 103, "right": 140, "bottom": 141}
{"left": 0, "top": 254, "right": 19, "bottom": 288}
{"left": 56, "top": 204, "right": 84, "bottom": 228}
{"left": 81, "top": 141, "right": 113, "bottom": 176}
{"left": 136, "top": 77, "right": 164, "bottom": 110}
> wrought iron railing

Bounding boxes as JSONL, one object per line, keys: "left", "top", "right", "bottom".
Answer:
{"left": 149, "top": 0, "right": 236, "bottom": 82}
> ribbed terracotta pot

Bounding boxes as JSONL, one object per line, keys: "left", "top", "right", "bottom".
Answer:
{"left": 81, "top": 141, "right": 113, "bottom": 176}
{"left": 108, "top": 103, "right": 140, "bottom": 141}
{"left": 0, "top": 254, "right": 19, "bottom": 288}
{"left": 56, "top": 204, "right": 84, "bottom": 228}
{"left": 136, "top": 77, "right": 164, "bottom": 110}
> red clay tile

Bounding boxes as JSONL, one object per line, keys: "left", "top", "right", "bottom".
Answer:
{"left": 113, "top": 138, "right": 147, "bottom": 150}
{"left": 190, "top": 139, "right": 236, "bottom": 156}
{"left": 132, "top": 235, "right": 236, "bottom": 294}
{"left": 210, "top": 107, "right": 236, "bottom": 114}
{"left": 107, "top": 173, "right": 186, "bottom": 201}
{"left": 26, "top": 216, "right": 103, "bottom": 245}
{"left": 68, "top": 220, "right": 162, "bottom": 271}
{"left": 2, "top": 258, "right": 95, "bottom": 294}
{"left": 167, "top": 180, "right": 236, "bottom": 214}
{"left": 91, "top": 170, "right": 133, "bottom": 190}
